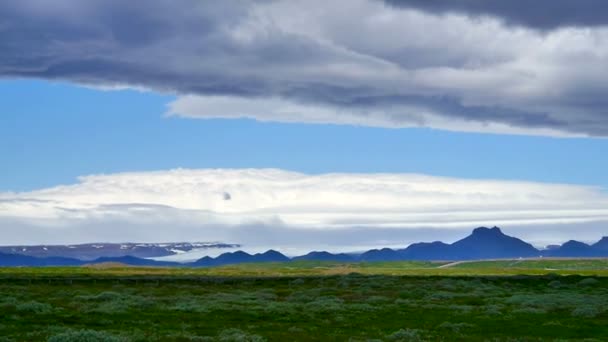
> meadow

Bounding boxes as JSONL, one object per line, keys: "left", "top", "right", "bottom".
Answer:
{"left": 0, "top": 259, "right": 607, "bottom": 341}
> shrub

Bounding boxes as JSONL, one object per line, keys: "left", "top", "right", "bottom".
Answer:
{"left": 437, "top": 322, "right": 475, "bottom": 333}
{"left": 548, "top": 280, "right": 563, "bottom": 289}
{"left": 366, "top": 295, "right": 390, "bottom": 304}
{"left": 571, "top": 306, "right": 603, "bottom": 318}
{"left": 289, "top": 278, "right": 305, "bottom": 286}
{"left": 350, "top": 303, "right": 376, "bottom": 312}
{"left": 386, "top": 328, "right": 423, "bottom": 342}
{"left": 505, "top": 293, "right": 604, "bottom": 312}
{"left": 286, "top": 291, "right": 317, "bottom": 303}
{"left": 170, "top": 301, "right": 209, "bottom": 313}
{"left": 252, "top": 289, "right": 277, "bottom": 301}
{"left": 394, "top": 298, "right": 414, "bottom": 305}
{"left": 162, "top": 333, "right": 214, "bottom": 341}
{"left": 83, "top": 293, "right": 155, "bottom": 314}
{"left": 217, "top": 328, "right": 266, "bottom": 342}
{"left": 578, "top": 278, "right": 600, "bottom": 287}
{"left": 426, "top": 291, "right": 456, "bottom": 301}
{"left": 447, "top": 304, "right": 474, "bottom": 314}
{"left": 77, "top": 291, "right": 124, "bottom": 301}
{"left": 260, "top": 301, "right": 299, "bottom": 315}
{"left": 483, "top": 304, "right": 503, "bottom": 315}
{"left": 304, "top": 296, "right": 345, "bottom": 313}
{"left": 512, "top": 307, "right": 547, "bottom": 314}
{"left": 287, "top": 326, "right": 304, "bottom": 333}
{"left": 47, "top": 330, "right": 124, "bottom": 342}
{"left": 16, "top": 301, "right": 53, "bottom": 314}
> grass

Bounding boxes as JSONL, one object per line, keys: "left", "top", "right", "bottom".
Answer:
{"left": 1, "top": 258, "right": 608, "bottom": 278}
{"left": 0, "top": 259, "right": 607, "bottom": 341}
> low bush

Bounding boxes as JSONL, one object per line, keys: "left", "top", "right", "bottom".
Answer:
{"left": 437, "top": 322, "right": 475, "bottom": 333}
{"left": 217, "top": 328, "right": 266, "bottom": 342}
{"left": 15, "top": 301, "right": 52, "bottom": 314}
{"left": 571, "top": 306, "right": 603, "bottom": 318}
{"left": 386, "top": 328, "right": 423, "bottom": 342}
{"left": 578, "top": 278, "right": 600, "bottom": 287}
{"left": 47, "top": 330, "right": 124, "bottom": 342}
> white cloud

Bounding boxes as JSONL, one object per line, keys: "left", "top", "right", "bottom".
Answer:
{"left": 167, "top": 95, "right": 585, "bottom": 137}
{"left": 1, "top": 169, "right": 607, "bottom": 251}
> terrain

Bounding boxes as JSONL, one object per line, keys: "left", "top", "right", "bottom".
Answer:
{"left": 2, "top": 227, "right": 608, "bottom": 267}
{"left": 0, "top": 259, "right": 607, "bottom": 341}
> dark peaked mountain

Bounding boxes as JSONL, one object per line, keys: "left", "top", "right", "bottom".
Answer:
{"left": 448, "top": 227, "right": 539, "bottom": 259}
{"left": 364, "top": 227, "right": 541, "bottom": 261}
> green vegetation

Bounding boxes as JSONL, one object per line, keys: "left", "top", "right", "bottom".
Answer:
{"left": 451, "top": 258, "right": 608, "bottom": 270}
{"left": 0, "top": 259, "right": 607, "bottom": 341}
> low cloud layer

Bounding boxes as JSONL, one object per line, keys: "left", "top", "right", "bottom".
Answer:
{"left": 2, "top": 1, "right": 608, "bottom": 136}
{"left": 1, "top": 169, "right": 607, "bottom": 251}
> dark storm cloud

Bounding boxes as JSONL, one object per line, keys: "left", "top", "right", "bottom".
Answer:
{"left": 383, "top": 0, "right": 608, "bottom": 30}
{"left": 1, "top": 0, "right": 608, "bottom": 136}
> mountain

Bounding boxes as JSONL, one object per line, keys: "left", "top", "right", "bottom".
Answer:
{"left": 0, "top": 252, "right": 82, "bottom": 266}
{"left": 359, "top": 248, "right": 405, "bottom": 261}
{"left": 396, "top": 227, "right": 540, "bottom": 260}
{"left": 592, "top": 237, "right": 608, "bottom": 251}
{"left": 542, "top": 240, "right": 599, "bottom": 257}
{"left": 0, "top": 242, "right": 239, "bottom": 260}
{"left": 448, "top": 227, "right": 540, "bottom": 260}
{"left": 0, "top": 252, "right": 181, "bottom": 267}
{"left": 253, "top": 250, "right": 291, "bottom": 263}
{"left": 401, "top": 241, "right": 453, "bottom": 260}
{"left": 292, "top": 251, "right": 355, "bottom": 262}
{"left": 90, "top": 256, "right": 181, "bottom": 267}
{"left": 2, "top": 226, "right": 608, "bottom": 267}
{"left": 191, "top": 250, "right": 290, "bottom": 267}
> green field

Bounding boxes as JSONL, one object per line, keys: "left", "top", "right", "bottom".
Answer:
{"left": 1, "top": 259, "right": 608, "bottom": 341}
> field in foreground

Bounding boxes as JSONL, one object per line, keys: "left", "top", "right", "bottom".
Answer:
{"left": 1, "top": 259, "right": 607, "bottom": 341}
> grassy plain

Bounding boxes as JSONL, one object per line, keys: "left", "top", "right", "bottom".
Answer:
{"left": 0, "top": 259, "right": 607, "bottom": 341}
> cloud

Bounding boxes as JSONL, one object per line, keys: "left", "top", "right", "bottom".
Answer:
{"left": 167, "top": 95, "right": 583, "bottom": 137}
{"left": 2, "top": 0, "right": 608, "bottom": 136}
{"left": 1, "top": 169, "right": 607, "bottom": 250}
{"left": 383, "top": 0, "right": 608, "bottom": 30}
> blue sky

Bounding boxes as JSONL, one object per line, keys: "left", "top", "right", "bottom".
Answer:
{"left": 2, "top": 80, "right": 607, "bottom": 192}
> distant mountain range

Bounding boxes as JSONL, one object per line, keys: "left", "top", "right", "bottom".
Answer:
{"left": 1, "top": 227, "right": 607, "bottom": 267}
{"left": 0, "top": 242, "right": 239, "bottom": 260}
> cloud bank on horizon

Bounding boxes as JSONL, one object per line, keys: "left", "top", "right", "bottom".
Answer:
{"left": 2, "top": 0, "right": 608, "bottom": 137}
{"left": 1, "top": 169, "right": 607, "bottom": 250}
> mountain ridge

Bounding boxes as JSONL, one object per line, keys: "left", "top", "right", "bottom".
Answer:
{"left": 1, "top": 227, "right": 607, "bottom": 267}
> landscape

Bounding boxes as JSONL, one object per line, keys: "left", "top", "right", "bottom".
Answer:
{"left": 2, "top": 0, "right": 608, "bottom": 341}
{"left": 1, "top": 259, "right": 608, "bottom": 341}
{"left": 2, "top": 227, "right": 608, "bottom": 267}
{"left": 2, "top": 228, "right": 608, "bottom": 340}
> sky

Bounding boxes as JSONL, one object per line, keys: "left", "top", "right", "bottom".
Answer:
{"left": 1, "top": 0, "right": 608, "bottom": 253}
